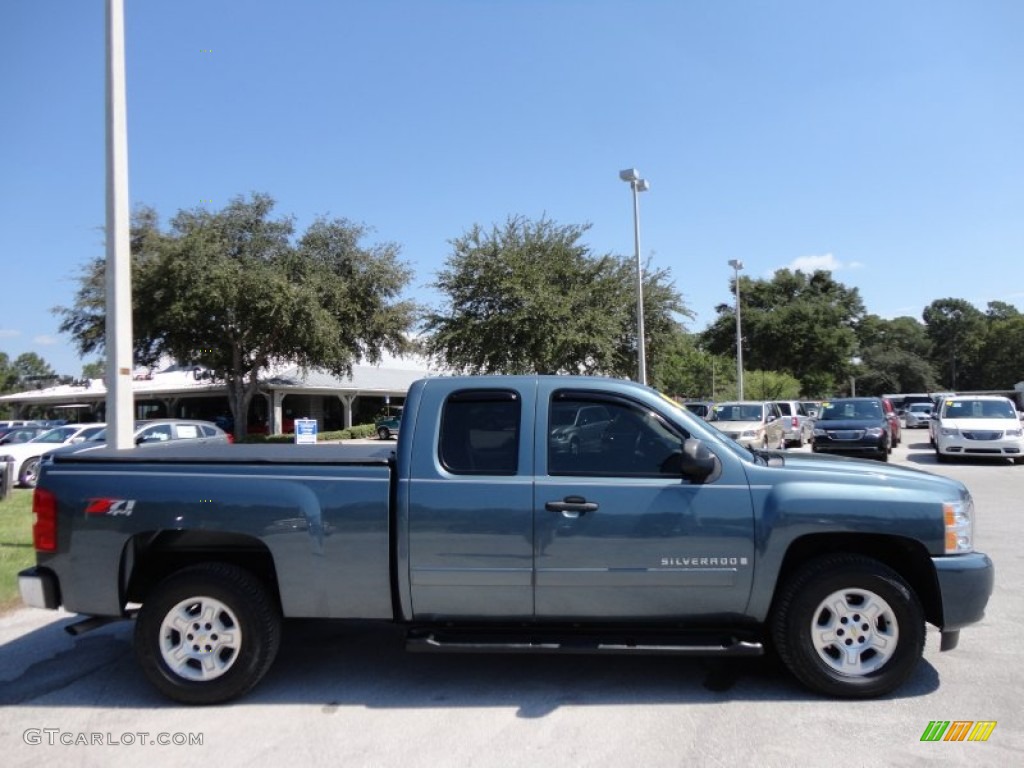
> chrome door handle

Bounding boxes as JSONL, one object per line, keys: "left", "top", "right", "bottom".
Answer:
{"left": 545, "top": 496, "right": 598, "bottom": 518}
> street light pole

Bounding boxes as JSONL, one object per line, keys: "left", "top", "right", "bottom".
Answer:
{"left": 728, "top": 259, "right": 744, "bottom": 399}
{"left": 619, "top": 169, "right": 650, "bottom": 386}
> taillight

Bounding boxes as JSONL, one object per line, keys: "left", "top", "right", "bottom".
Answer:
{"left": 33, "top": 488, "right": 58, "bottom": 552}
{"left": 791, "top": 417, "right": 799, "bottom": 428}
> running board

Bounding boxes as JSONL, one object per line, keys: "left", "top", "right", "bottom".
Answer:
{"left": 406, "top": 629, "right": 763, "bottom": 657}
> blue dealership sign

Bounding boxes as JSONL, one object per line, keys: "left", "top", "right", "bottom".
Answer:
{"left": 294, "top": 418, "right": 318, "bottom": 445}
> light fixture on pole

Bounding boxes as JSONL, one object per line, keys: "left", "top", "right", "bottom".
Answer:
{"left": 728, "top": 259, "right": 744, "bottom": 399}
{"left": 619, "top": 168, "right": 650, "bottom": 385}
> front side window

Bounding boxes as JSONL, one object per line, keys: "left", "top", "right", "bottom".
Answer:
{"left": 439, "top": 390, "right": 520, "bottom": 475}
{"left": 548, "top": 393, "right": 688, "bottom": 477}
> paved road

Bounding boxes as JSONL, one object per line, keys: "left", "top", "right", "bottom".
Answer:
{"left": 1, "top": 438, "right": 1021, "bottom": 767}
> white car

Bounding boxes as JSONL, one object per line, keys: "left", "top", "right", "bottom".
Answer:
{"left": 1, "top": 424, "right": 106, "bottom": 488}
{"left": 933, "top": 395, "right": 1024, "bottom": 464}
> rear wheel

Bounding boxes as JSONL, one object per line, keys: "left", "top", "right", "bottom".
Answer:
{"left": 771, "top": 554, "right": 924, "bottom": 698}
{"left": 18, "top": 457, "right": 40, "bottom": 488}
{"left": 134, "top": 563, "right": 281, "bottom": 705}
{"left": 377, "top": 426, "right": 391, "bottom": 440}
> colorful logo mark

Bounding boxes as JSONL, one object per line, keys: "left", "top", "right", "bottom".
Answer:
{"left": 920, "top": 721, "right": 997, "bottom": 742}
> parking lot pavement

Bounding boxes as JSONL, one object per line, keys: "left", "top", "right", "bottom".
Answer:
{"left": 1, "top": 440, "right": 1021, "bottom": 767}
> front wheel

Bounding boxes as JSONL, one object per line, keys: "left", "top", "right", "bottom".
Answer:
{"left": 377, "top": 426, "right": 391, "bottom": 440}
{"left": 134, "top": 563, "right": 281, "bottom": 705}
{"left": 771, "top": 554, "right": 924, "bottom": 698}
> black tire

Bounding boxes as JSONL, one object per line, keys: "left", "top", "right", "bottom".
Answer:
{"left": 1014, "top": 457, "right": 1024, "bottom": 466}
{"left": 377, "top": 426, "right": 391, "bottom": 440}
{"left": 935, "top": 449, "right": 949, "bottom": 464}
{"left": 134, "top": 563, "right": 281, "bottom": 705}
{"left": 18, "top": 457, "right": 40, "bottom": 488}
{"left": 771, "top": 554, "right": 924, "bottom": 698}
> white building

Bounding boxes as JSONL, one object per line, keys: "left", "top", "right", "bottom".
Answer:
{"left": 0, "top": 360, "right": 436, "bottom": 435}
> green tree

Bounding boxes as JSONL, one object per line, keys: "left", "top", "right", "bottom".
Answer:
{"left": 12, "top": 352, "right": 57, "bottom": 388}
{"left": 81, "top": 360, "right": 105, "bottom": 380}
{"left": 978, "top": 302, "right": 1024, "bottom": 389}
{"left": 702, "top": 269, "right": 865, "bottom": 395}
{"left": 423, "top": 215, "right": 692, "bottom": 377}
{"left": 743, "top": 369, "right": 802, "bottom": 400}
{"left": 651, "top": 335, "right": 735, "bottom": 400}
{"left": 854, "top": 315, "right": 938, "bottom": 394}
{"left": 56, "top": 193, "right": 418, "bottom": 438}
{"left": 922, "top": 298, "right": 987, "bottom": 389}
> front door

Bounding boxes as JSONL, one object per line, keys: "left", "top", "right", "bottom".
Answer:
{"left": 535, "top": 391, "right": 755, "bottom": 619}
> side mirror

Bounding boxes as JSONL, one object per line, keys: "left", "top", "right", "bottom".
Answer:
{"left": 680, "top": 438, "right": 720, "bottom": 484}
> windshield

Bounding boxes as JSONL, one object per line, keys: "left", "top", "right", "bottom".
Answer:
{"left": 30, "top": 426, "right": 79, "bottom": 444}
{"left": 710, "top": 404, "right": 764, "bottom": 422}
{"left": 942, "top": 399, "right": 1017, "bottom": 419}
{"left": 819, "top": 400, "right": 882, "bottom": 420}
{"left": 908, "top": 404, "right": 932, "bottom": 414}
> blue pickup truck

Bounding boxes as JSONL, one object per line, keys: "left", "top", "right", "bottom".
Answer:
{"left": 19, "top": 375, "right": 993, "bottom": 704}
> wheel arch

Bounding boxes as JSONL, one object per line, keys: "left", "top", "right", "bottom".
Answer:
{"left": 122, "top": 530, "right": 280, "bottom": 609}
{"left": 770, "top": 533, "right": 942, "bottom": 628}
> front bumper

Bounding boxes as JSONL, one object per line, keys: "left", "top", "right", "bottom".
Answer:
{"left": 18, "top": 566, "right": 61, "bottom": 610}
{"left": 932, "top": 552, "right": 993, "bottom": 634}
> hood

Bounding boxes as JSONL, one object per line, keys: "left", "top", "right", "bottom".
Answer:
{"left": 760, "top": 450, "right": 964, "bottom": 494}
{"left": 941, "top": 417, "right": 1020, "bottom": 433}
{"left": 711, "top": 419, "right": 764, "bottom": 433}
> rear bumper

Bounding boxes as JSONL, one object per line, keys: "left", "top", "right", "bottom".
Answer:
{"left": 18, "top": 566, "right": 61, "bottom": 610}
{"left": 932, "top": 552, "right": 994, "bottom": 633}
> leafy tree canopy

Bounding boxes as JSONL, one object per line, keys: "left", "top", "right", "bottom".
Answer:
{"left": 702, "top": 269, "right": 865, "bottom": 395}
{"left": 55, "top": 193, "right": 418, "bottom": 438}
{"left": 422, "top": 215, "right": 692, "bottom": 378}
{"left": 922, "top": 298, "right": 987, "bottom": 390}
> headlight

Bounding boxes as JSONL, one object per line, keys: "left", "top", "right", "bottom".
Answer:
{"left": 1006, "top": 428, "right": 1023, "bottom": 438}
{"left": 944, "top": 498, "right": 974, "bottom": 554}
{"left": 865, "top": 427, "right": 884, "bottom": 437}
{"left": 940, "top": 427, "right": 960, "bottom": 437}
{"left": 741, "top": 430, "right": 758, "bottom": 438}
{"left": 812, "top": 428, "right": 826, "bottom": 437}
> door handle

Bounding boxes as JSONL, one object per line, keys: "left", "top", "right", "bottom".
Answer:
{"left": 545, "top": 496, "right": 598, "bottom": 518}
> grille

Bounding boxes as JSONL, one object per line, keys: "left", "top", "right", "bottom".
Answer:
{"left": 963, "top": 431, "right": 1003, "bottom": 441}
{"left": 828, "top": 430, "right": 864, "bottom": 441}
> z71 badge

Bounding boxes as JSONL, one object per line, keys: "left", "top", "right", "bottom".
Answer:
{"left": 84, "top": 498, "right": 136, "bottom": 517}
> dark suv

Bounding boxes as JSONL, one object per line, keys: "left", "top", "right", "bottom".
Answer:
{"left": 811, "top": 397, "right": 894, "bottom": 461}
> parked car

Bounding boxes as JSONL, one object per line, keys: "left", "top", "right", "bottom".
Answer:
{"left": 549, "top": 402, "right": 612, "bottom": 454}
{"left": 904, "top": 402, "right": 933, "bottom": 428}
{"left": 932, "top": 395, "right": 1024, "bottom": 464}
{"left": 0, "top": 425, "right": 51, "bottom": 445}
{"left": 811, "top": 398, "right": 892, "bottom": 461}
{"left": 0, "top": 419, "right": 40, "bottom": 428}
{"left": 375, "top": 408, "right": 403, "bottom": 440}
{"left": 881, "top": 397, "right": 901, "bottom": 447}
{"left": 800, "top": 401, "right": 821, "bottom": 419}
{"left": 75, "top": 419, "right": 233, "bottom": 448}
{"left": 1, "top": 424, "right": 106, "bottom": 487}
{"left": 708, "top": 401, "right": 785, "bottom": 449}
{"left": 772, "top": 400, "right": 815, "bottom": 448}
{"left": 680, "top": 401, "right": 715, "bottom": 420}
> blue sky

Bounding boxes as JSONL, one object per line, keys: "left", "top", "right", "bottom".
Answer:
{"left": 3, "top": 0, "right": 1022, "bottom": 376}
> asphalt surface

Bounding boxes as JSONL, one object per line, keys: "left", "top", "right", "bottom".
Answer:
{"left": 1, "top": 434, "right": 1021, "bottom": 767}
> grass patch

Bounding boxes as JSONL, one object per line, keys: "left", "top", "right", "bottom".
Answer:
{"left": 0, "top": 488, "right": 33, "bottom": 611}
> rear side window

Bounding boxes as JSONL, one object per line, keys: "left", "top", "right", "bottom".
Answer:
{"left": 439, "top": 390, "right": 521, "bottom": 475}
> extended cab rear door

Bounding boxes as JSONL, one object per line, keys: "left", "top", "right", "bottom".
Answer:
{"left": 534, "top": 386, "right": 756, "bottom": 619}
{"left": 402, "top": 381, "right": 537, "bottom": 620}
